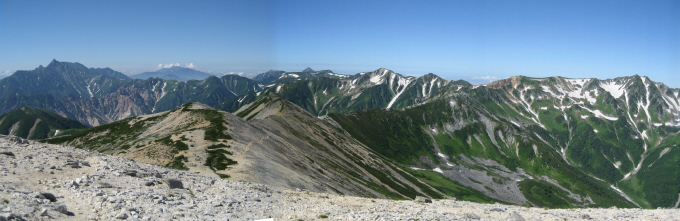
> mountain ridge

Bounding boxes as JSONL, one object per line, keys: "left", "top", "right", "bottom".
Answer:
{"left": 45, "top": 97, "right": 491, "bottom": 200}
{"left": 0, "top": 106, "right": 88, "bottom": 139}
{"left": 130, "top": 66, "right": 215, "bottom": 81}
{"left": 2, "top": 60, "right": 679, "bottom": 208}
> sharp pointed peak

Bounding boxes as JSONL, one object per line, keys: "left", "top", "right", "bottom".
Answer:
{"left": 371, "top": 68, "right": 395, "bottom": 75}
{"left": 47, "top": 59, "right": 60, "bottom": 67}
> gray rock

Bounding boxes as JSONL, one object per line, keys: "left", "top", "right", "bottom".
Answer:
{"left": 581, "top": 214, "right": 591, "bottom": 220}
{"left": 464, "top": 213, "right": 480, "bottom": 220}
{"left": 40, "top": 208, "right": 48, "bottom": 216}
{"left": 116, "top": 212, "right": 129, "bottom": 219}
{"left": 123, "top": 170, "right": 137, "bottom": 177}
{"left": 107, "top": 196, "right": 120, "bottom": 203}
{"left": 490, "top": 208, "right": 505, "bottom": 212}
{"left": 144, "top": 181, "right": 155, "bottom": 186}
{"left": 415, "top": 196, "right": 432, "bottom": 203}
{"left": 505, "top": 212, "right": 525, "bottom": 221}
{"left": 0, "top": 152, "right": 14, "bottom": 157}
{"left": 166, "top": 179, "right": 184, "bottom": 189}
{"left": 97, "top": 182, "right": 114, "bottom": 188}
{"left": 52, "top": 203, "right": 69, "bottom": 215}
{"left": 0, "top": 213, "right": 21, "bottom": 220}
{"left": 41, "top": 192, "right": 57, "bottom": 202}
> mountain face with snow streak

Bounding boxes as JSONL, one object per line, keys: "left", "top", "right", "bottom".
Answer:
{"left": 489, "top": 75, "right": 680, "bottom": 208}
{"left": 0, "top": 59, "right": 129, "bottom": 99}
{"left": 220, "top": 68, "right": 466, "bottom": 115}
{"left": 0, "top": 61, "right": 262, "bottom": 126}
{"left": 328, "top": 75, "right": 679, "bottom": 208}
{"left": 253, "top": 69, "right": 349, "bottom": 85}
{"left": 3, "top": 60, "right": 680, "bottom": 209}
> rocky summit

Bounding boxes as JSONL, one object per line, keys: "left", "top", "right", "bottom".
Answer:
{"left": 0, "top": 135, "right": 678, "bottom": 221}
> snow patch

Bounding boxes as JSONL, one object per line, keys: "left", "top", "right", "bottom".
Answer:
{"left": 581, "top": 115, "right": 589, "bottom": 119}
{"left": 580, "top": 106, "right": 618, "bottom": 120}
{"left": 437, "top": 153, "right": 446, "bottom": 158}
{"left": 349, "top": 79, "right": 358, "bottom": 90}
{"left": 327, "top": 73, "right": 349, "bottom": 78}
{"left": 151, "top": 82, "right": 158, "bottom": 91}
{"left": 86, "top": 84, "right": 93, "bottom": 97}
{"left": 351, "top": 92, "right": 362, "bottom": 100}
{"left": 410, "top": 167, "right": 425, "bottom": 171}
{"left": 433, "top": 167, "right": 443, "bottom": 174}
{"left": 54, "top": 130, "right": 60, "bottom": 137}
{"left": 517, "top": 88, "right": 546, "bottom": 128}
{"left": 160, "top": 82, "right": 168, "bottom": 99}
{"left": 540, "top": 107, "right": 548, "bottom": 110}
{"left": 659, "top": 148, "right": 671, "bottom": 158}
{"left": 370, "top": 69, "right": 387, "bottom": 84}
{"left": 386, "top": 76, "right": 413, "bottom": 109}
{"left": 600, "top": 81, "right": 625, "bottom": 99}
{"left": 593, "top": 129, "right": 599, "bottom": 133}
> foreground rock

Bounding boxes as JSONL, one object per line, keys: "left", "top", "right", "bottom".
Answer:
{"left": 0, "top": 135, "right": 678, "bottom": 220}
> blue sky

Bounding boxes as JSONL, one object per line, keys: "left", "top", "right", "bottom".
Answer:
{"left": 1, "top": 0, "right": 678, "bottom": 87}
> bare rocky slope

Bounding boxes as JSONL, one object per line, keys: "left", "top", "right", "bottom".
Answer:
{"left": 45, "top": 97, "right": 456, "bottom": 200}
{"left": 1, "top": 135, "right": 679, "bottom": 220}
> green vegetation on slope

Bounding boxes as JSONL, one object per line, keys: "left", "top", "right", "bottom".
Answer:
{"left": 0, "top": 106, "right": 88, "bottom": 140}
{"left": 330, "top": 91, "right": 637, "bottom": 208}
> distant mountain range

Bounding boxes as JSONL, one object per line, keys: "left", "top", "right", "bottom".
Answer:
{"left": 2, "top": 60, "right": 680, "bottom": 208}
{"left": 129, "top": 66, "right": 216, "bottom": 81}
{"left": 252, "top": 68, "right": 349, "bottom": 85}
{"left": 0, "top": 60, "right": 261, "bottom": 126}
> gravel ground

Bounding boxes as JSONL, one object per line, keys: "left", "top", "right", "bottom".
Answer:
{"left": 0, "top": 135, "right": 678, "bottom": 221}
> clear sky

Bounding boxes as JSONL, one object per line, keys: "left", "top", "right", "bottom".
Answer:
{"left": 1, "top": 0, "right": 678, "bottom": 87}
